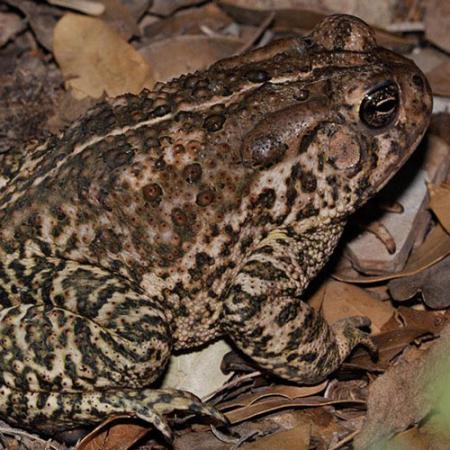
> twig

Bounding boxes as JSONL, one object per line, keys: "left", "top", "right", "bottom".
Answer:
{"left": 0, "top": 426, "right": 64, "bottom": 450}
{"left": 406, "top": 0, "right": 421, "bottom": 22}
{"left": 386, "top": 22, "right": 425, "bottom": 33}
{"left": 202, "top": 371, "right": 261, "bottom": 403}
{"left": 236, "top": 12, "right": 275, "bottom": 54}
{"left": 328, "top": 427, "right": 361, "bottom": 450}
{"left": 47, "top": 0, "right": 105, "bottom": 15}
{"left": 231, "top": 430, "right": 260, "bottom": 449}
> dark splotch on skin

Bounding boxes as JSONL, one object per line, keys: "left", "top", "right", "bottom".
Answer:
{"left": 0, "top": 14, "right": 432, "bottom": 435}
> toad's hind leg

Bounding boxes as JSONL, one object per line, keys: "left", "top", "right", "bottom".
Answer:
{"left": 0, "top": 259, "right": 223, "bottom": 437}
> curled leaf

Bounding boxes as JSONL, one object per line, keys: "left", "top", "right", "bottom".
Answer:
{"left": 334, "top": 224, "right": 450, "bottom": 283}
{"left": 429, "top": 182, "right": 450, "bottom": 234}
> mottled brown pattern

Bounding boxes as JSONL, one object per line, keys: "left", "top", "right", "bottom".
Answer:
{"left": 0, "top": 15, "right": 432, "bottom": 437}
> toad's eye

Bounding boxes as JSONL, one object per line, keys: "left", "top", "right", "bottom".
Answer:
{"left": 359, "top": 81, "right": 399, "bottom": 129}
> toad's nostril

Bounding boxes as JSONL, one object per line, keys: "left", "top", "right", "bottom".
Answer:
{"left": 412, "top": 74, "right": 424, "bottom": 89}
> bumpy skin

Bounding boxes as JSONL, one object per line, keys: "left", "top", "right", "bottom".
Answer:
{"left": 0, "top": 15, "right": 432, "bottom": 435}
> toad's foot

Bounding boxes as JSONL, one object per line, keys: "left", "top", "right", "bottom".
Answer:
{"left": 332, "top": 315, "right": 377, "bottom": 361}
{"left": 3, "top": 387, "right": 226, "bottom": 441}
{"left": 94, "top": 388, "right": 227, "bottom": 440}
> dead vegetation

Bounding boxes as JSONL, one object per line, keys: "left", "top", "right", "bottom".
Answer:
{"left": 1, "top": 1, "right": 450, "bottom": 449}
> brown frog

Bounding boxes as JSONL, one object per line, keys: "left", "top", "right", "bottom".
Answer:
{"left": 0, "top": 14, "right": 432, "bottom": 438}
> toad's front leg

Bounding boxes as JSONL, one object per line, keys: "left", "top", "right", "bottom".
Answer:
{"left": 222, "top": 223, "right": 375, "bottom": 384}
{"left": 0, "top": 258, "right": 223, "bottom": 438}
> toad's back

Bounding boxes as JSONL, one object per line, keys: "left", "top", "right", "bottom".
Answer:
{"left": 0, "top": 14, "right": 431, "bottom": 436}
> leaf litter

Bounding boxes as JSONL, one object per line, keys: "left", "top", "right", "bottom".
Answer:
{"left": 1, "top": 0, "right": 450, "bottom": 449}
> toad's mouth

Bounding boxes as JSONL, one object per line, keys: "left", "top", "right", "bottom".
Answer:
{"left": 369, "top": 123, "right": 430, "bottom": 196}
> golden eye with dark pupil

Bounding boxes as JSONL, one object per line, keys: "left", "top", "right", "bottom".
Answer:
{"left": 359, "top": 81, "right": 399, "bottom": 129}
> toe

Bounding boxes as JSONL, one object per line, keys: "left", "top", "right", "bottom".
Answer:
{"left": 149, "top": 389, "right": 227, "bottom": 424}
{"left": 190, "top": 401, "right": 228, "bottom": 424}
{"left": 135, "top": 411, "right": 173, "bottom": 441}
{"left": 359, "top": 332, "right": 377, "bottom": 355}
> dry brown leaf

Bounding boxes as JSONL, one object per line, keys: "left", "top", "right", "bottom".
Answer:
{"left": 326, "top": 379, "right": 368, "bottom": 403}
{"left": 424, "top": 0, "right": 450, "bottom": 53}
{"left": 139, "top": 35, "right": 243, "bottom": 82}
{"left": 0, "top": 12, "right": 26, "bottom": 47}
{"left": 221, "top": 0, "right": 408, "bottom": 53}
{"left": 226, "top": 4, "right": 414, "bottom": 53}
{"left": 149, "top": 0, "right": 205, "bottom": 16}
{"left": 347, "top": 328, "right": 431, "bottom": 371}
{"left": 307, "top": 281, "right": 328, "bottom": 312}
{"left": 418, "top": 412, "right": 450, "bottom": 450}
{"left": 224, "top": 397, "right": 365, "bottom": 424}
{"left": 429, "top": 114, "right": 450, "bottom": 146}
{"left": 388, "top": 256, "right": 450, "bottom": 309}
{"left": 384, "top": 427, "right": 430, "bottom": 450}
{"left": 223, "top": 397, "right": 365, "bottom": 424}
{"left": 218, "top": 0, "right": 396, "bottom": 28}
{"left": 120, "top": 0, "right": 151, "bottom": 19}
{"left": 319, "top": 280, "right": 394, "bottom": 333}
{"left": 48, "top": 0, "right": 105, "bottom": 15}
{"left": 140, "top": 3, "right": 233, "bottom": 43}
{"left": 218, "top": 382, "right": 328, "bottom": 411}
{"left": 46, "top": 92, "right": 96, "bottom": 133}
{"left": 381, "top": 307, "right": 449, "bottom": 334}
{"left": 99, "top": 0, "right": 140, "bottom": 39}
{"left": 365, "top": 284, "right": 391, "bottom": 301}
{"left": 333, "top": 224, "right": 450, "bottom": 283}
{"left": 409, "top": 47, "right": 450, "bottom": 78}
{"left": 353, "top": 323, "right": 450, "bottom": 450}
{"left": 427, "top": 61, "right": 450, "bottom": 98}
{"left": 54, "top": 13, "right": 154, "bottom": 99}
{"left": 240, "top": 422, "right": 310, "bottom": 450}
{"left": 301, "top": 407, "right": 342, "bottom": 437}
{"left": 76, "top": 416, "right": 148, "bottom": 450}
{"left": 372, "top": 28, "right": 417, "bottom": 53}
{"left": 6, "top": 0, "right": 61, "bottom": 50}
{"left": 173, "top": 409, "right": 321, "bottom": 450}
{"left": 378, "top": 224, "right": 450, "bottom": 276}
{"left": 347, "top": 307, "right": 449, "bottom": 370}
{"left": 218, "top": 0, "right": 325, "bottom": 29}
{"left": 429, "top": 183, "right": 450, "bottom": 233}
